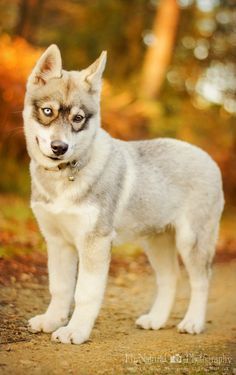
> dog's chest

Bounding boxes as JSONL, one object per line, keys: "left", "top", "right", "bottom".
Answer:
{"left": 32, "top": 195, "right": 99, "bottom": 245}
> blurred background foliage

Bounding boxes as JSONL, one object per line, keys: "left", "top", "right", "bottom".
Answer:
{"left": 0, "top": 0, "right": 235, "bottom": 210}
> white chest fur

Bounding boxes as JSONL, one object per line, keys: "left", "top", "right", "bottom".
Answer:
{"left": 31, "top": 198, "right": 99, "bottom": 247}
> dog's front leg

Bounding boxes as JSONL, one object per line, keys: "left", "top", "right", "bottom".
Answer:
{"left": 28, "top": 236, "right": 78, "bottom": 333}
{"left": 52, "top": 234, "right": 111, "bottom": 344}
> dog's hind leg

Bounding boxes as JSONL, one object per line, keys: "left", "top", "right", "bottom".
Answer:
{"left": 136, "top": 232, "right": 179, "bottom": 330}
{"left": 176, "top": 217, "right": 218, "bottom": 334}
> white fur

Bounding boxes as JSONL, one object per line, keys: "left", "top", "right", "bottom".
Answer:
{"left": 24, "top": 45, "right": 224, "bottom": 344}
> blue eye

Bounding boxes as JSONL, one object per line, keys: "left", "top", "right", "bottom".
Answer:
{"left": 42, "top": 108, "right": 53, "bottom": 116}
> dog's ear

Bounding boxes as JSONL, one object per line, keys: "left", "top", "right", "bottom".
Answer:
{"left": 83, "top": 51, "right": 107, "bottom": 92}
{"left": 28, "top": 44, "right": 62, "bottom": 86}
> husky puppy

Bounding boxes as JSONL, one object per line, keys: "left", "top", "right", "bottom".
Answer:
{"left": 23, "top": 45, "right": 224, "bottom": 344}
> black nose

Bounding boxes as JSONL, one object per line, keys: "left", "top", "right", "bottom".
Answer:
{"left": 51, "top": 140, "right": 68, "bottom": 156}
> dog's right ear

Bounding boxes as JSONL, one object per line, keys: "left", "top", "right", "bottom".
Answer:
{"left": 27, "top": 44, "right": 62, "bottom": 87}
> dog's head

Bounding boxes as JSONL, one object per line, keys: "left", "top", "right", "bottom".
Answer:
{"left": 23, "top": 44, "right": 106, "bottom": 168}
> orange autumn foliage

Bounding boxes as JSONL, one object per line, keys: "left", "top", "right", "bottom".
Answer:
{"left": 0, "top": 34, "right": 42, "bottom": 106}
{"left": 0, "top": 34, "right": 42, "bottom": 156}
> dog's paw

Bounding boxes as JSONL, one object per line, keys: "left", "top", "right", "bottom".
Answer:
{"left": 28, "top": 314, "right": 67, "bottom": 333}
{"left": 51, "top": 326, "right": 89, "bottom": 345}
{"left": 135, "top": 313, "right": 165, "bottom": 330}
{"left": 177, "top": 317, "right": 204, "bottom": 334}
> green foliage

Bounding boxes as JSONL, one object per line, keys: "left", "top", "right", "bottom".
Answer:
{"left": 0, "top": 158, "right": 30, "bottom": 196}
{"left": 0, "top": 195, "right": 45, "bottom": 258}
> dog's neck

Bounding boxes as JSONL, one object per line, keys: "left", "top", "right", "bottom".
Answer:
{"left": 30, "top": 129, "right": 113, "bottom": 204}
{"left": 44, "top": 159, "right": 84, "bottom": 182}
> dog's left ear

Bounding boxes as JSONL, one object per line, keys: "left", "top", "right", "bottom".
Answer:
{"left": 83, "top": 51, "right": 107, "bottom": 92}
{"left": 28, "top": 44, "right": 62, "bottom": 87}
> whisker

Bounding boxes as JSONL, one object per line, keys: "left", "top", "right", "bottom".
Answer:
{"left": 11, "top": 110, "right": 23, "bottom": 114}
{"left": 4, "top": 128, "right": 24, "bottom": 140}
{"left": 5, "top": 127, "right": 24, "bottom": 134}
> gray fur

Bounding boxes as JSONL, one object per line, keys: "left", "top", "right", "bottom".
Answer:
{"left": 24, "top": 45, "right": 224, "bottom": 344}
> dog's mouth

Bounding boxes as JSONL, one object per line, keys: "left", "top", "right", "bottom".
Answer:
{"left": 48, "top": 156, "right": 61, "bottom": 161}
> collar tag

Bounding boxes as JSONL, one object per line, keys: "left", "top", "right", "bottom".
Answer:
{"left": 67, "top": 160, "right": 80, "bottom": 181}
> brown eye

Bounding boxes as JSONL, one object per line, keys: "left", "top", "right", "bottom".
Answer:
{"left": 73, "top": 114, "right": 84, "bottom": 123}
{"left": 42, "top": 108, "right": 53, "bottom": 117}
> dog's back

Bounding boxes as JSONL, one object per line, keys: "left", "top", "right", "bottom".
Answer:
{"left": 112, "top": 137, "right": 223, "bottom": 241}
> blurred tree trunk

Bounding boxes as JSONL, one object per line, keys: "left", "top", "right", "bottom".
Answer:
{"left": 141, "top": 0, "right": 180, "bottom": 100}
{"left": 14, "top": 0, "right": 44, "bottom": 43}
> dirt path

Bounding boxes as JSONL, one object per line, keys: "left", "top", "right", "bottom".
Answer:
{"left": 0, "top": 258, "right": 236, "bottom": 375}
